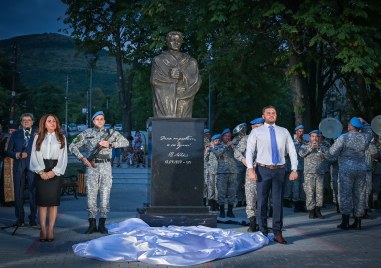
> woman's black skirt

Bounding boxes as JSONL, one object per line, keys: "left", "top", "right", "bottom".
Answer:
{"left": 35, "top": 159, "right": 63, "bottom": 207}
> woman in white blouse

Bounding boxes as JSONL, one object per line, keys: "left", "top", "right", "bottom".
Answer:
{"left": 30, "top": 114, "right": 67, "bottom": 242}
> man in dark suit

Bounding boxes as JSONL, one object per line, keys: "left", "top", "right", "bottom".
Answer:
{"left": 246, "top": 106, "right": 298, "bottom": 244}
{"left": 7, "top": 113, "right": 37, "bottom": 226}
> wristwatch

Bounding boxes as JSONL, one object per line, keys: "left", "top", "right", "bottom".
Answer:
{"left": 292, "top": 169, "right": 297, "bottom": 172}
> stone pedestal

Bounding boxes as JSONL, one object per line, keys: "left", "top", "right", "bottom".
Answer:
{"left": 139, "top": 118, "right": 216, "bottom": 227}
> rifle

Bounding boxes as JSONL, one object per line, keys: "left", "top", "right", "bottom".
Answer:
{"left": 86, "top": 129, "right": 115, "bottom": 168}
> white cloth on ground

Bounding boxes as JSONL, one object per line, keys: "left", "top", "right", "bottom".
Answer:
{"left": 72, "top": 218, "right": 269, "bottom": 266}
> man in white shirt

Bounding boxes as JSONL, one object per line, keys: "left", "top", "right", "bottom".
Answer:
{"left": 246, "top": 106, "right": 298, "bottom": 244}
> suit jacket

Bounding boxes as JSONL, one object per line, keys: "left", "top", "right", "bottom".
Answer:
{"left": 7, "top": 128, "right": 35, "bottom": 170}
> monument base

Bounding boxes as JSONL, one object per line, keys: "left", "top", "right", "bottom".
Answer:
{"left": 142, "top": 118, "right": 217, "bottom": 227}
{"left": 138, "top": 206, "right": 217, "bottom": 227}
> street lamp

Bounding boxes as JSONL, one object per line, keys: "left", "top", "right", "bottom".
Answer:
{"left": 85, "top": 54, "right": 98, "bottom": 127}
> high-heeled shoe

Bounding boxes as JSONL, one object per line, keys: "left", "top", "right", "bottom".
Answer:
{"left": 39, "top": 231, "right": 47, "bottom": 242}
{"left": 46, "top": 238, "right": 54, "bottom": 242}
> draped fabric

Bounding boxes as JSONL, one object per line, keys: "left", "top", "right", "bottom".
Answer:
{"left": 72, "top": 218, "right": 269, "bottom": 266}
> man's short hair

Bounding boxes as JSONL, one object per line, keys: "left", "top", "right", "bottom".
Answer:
{"left": 20, "top": 113, "right": 34, "bottom": 122}
{"left": 262, "top": 105, "right": 277, "bottom": 114}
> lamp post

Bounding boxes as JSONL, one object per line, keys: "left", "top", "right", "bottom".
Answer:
{"left": 85, "top": 54, "right": 98, "bottom": 127}
{"left": 65, "top": 75, "right": 69, "bottom": 134}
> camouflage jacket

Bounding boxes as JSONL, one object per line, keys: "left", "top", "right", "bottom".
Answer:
{"left": 299, "top": 144, "right": 329, "bottom": 174}
{"left": 69, "top": 127, "right": 129, "bottom": 160}
{"left": 328, "top": 123, "right": 373, "bottom": 171}
{"left": 211, "top": 143, "right": 238, "bottom": 174}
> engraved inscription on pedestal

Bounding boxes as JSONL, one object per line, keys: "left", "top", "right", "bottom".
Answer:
{"left": 150, "top": 118, "right": 205, "bottom": 208}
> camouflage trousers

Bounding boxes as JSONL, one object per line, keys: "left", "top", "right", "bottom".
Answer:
{"left": 303, "top": 173, "right": 324, "bottom": 210}
{"left": 330, "top": 166, "right": 339, "bottom": 204}
{"left": 203, "top": 167, "right": 209, "bottom": 199}
{"left": 338, "top": 169, "right": 366, "bottom": 217}
{"left": 236, "top": 171, "right": 246, "bottom": 203}
{"left": 216, "top": 173, "right": 237, "bottom": 205}
{"left": 245, "top": 169, "right": 257, "bottom": 218}
{"left": 283, "top": 170, "right": 305, "bottom": 201}
{"left": 85, "top": 162, "right": 113, "bottom": 219}
{"left": 207, "top": 173, "right": 217, "bottom": 201}
{"left": 364, "top": 171, "right": 372, "bottom": 209}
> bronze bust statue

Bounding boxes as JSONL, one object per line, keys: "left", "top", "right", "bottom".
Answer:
{"left": 150, "top": 31, "right": 202, "bottom": 118}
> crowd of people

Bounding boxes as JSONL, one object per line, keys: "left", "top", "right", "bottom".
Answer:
{"left": 0, "top": 111, "right": 128, "bottom": 241}
{"left": 1, "top": 107, "right": 380, "bottom": 244}
{"left": 204, "top": 105, "right": 381, "bottom": 244}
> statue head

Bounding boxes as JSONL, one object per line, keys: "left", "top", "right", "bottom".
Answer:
{"left": 166, "top": 31, "right": 183, "bottom": 51}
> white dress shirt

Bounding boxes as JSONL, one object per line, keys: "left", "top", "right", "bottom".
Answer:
{"left": 246, "top": 123, "right": 298, "bottom": 170}
{"left": 30, "top": 133, "right": 68, "bottom": 176}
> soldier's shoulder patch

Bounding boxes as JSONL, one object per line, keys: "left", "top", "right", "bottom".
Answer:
{"left": 72, "top": 137, "right": 80, "bottom": 143}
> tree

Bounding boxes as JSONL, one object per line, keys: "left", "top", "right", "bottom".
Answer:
{"left": 61, "top": 0, "right": 152, "bottom": 136}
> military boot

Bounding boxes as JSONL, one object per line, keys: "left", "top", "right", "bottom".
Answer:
{"left": 247, "top": 216, "right": 257, "bottom": 232}
{"left": 350, "top": 217, "right": 362, "bottom": 230}
{"left": 98, "top": 218, "right": 108, "bottom": 234}
{"left": 219, "top": 205, "right": 225, "bottom": 218}
{"left": 85, "top": 218, "right": 97, "bottom": 234}
{"left": 309, "top": 209, "right": 316, "bottom": 219}
{"left": 226, "top": 204, "right": 235, "bottom": 218}
{"left": 315, "top": 207, "right": 324, "bottom": 219}
{"left": 337, "top": 214, "right": 350, "bottom": 230}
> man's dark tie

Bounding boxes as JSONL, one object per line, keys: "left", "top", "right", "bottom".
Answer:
{"left": 269, "top": 125, "right": 279, "bottom": 165}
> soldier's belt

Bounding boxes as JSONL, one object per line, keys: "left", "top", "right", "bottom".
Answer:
{"left": 256, "top": 163, "right": 285, "bottom": 170}
{"left": 94, "top": 159, "right": 110, "bottom": 163}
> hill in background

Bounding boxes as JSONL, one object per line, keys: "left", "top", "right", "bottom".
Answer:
{"left": 0, "top": 33, "right": 117, "bottom": 95}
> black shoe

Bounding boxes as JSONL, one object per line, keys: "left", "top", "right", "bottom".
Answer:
{"left": 85, "top": 218, "right": 97, "bottom": 234}
{"left": 261, "top": 227, "right": 269, "bottom": 236}
{"left": 283, "top": 199, "right": 292, "bottom": 208}
{"left": 16, "top": 220, "right": 25, "bottom": 227}
{"left": 315, "top": 207, "right": 324, "bottom": 219}
{"left": 219, "top": 205, "right": 225, "bottom": 218}
{"left": 226, "top": 211, "right": 235, "bottom": 218}
{"left": 98, "top": 218, "right": 108, "bottom": 234}
{"left": 350, "top": 217, "right": 362, "bottom": 230}
{"left": 309, "top": 209, "right": 317, "bottom": 219}
{"left": 29, "top": 219, "right": 38, "bottom": 227}
{"left": 247, "top": 216, "right": 257, "bottom": 232}
{"left": 337, "top": 214, "right": 350, "bottom": 230}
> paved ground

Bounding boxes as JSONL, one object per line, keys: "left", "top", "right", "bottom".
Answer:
{"left": 0, "top": 167, "right": 380, "bottom": 268}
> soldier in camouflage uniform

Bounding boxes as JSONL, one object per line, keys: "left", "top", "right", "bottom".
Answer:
{"left": 69, "top": 111, "right": 128, "bottom": 234}
{"left": 232, "top": 123, "right": 247, "bottom": 207}
{"left": 299, "top": 130, "right": 329, "bottom": 219}
{"left": 203, "top": 129, "right": 212, "bottom": 206}
{"left": 284, "top": 125, "right": 307, "bottom": 212}
{"left": 205, "top": 134, "right": 221, "bottom": 211}
{"left": 234, "top": 118, "right": 264, "bottom": 232}
{"left": 330, "top": 156, "right": 340, "bottom": 213}
{"left": 363, "top": 141, "right": 378, "bottom": 218}
{"left": 211, "top": 128, "right": 238, "bottom": 218}
{"left": 328, "top": 117, "right": 373, "bottom": 230}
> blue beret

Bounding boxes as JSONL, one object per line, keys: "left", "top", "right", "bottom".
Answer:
{"left": 221, "top": 128, "right": 231, "bottom": 136}
{"left": 302, "top": 134, "right": 310, "bottom": 142}
{"left": 92, "top": 111, "right": 104, "bottom": 121}
{"left": 204, "top": 129, "right": 211, "bottom": 134}
{"left": 349, "top": 117, "right": 363, "bottom": 128}
{"left": 309, "top": 130, "right": 319, "bottom": 135}
{"left": 250, "top": 118, "right": 264, "bottom": 125}
{"left": 211, "top": 134, "right": 221, "bottom": 141}
{"left": 294, "top": 125, "right": 304, "bottom": 131}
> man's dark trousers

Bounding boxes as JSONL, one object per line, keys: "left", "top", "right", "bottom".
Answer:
{"left": 13, "top": 161, "right": 36, "bottom": 223}
{"left": 256, "top": 166, "right": 285, "bottom": 235}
